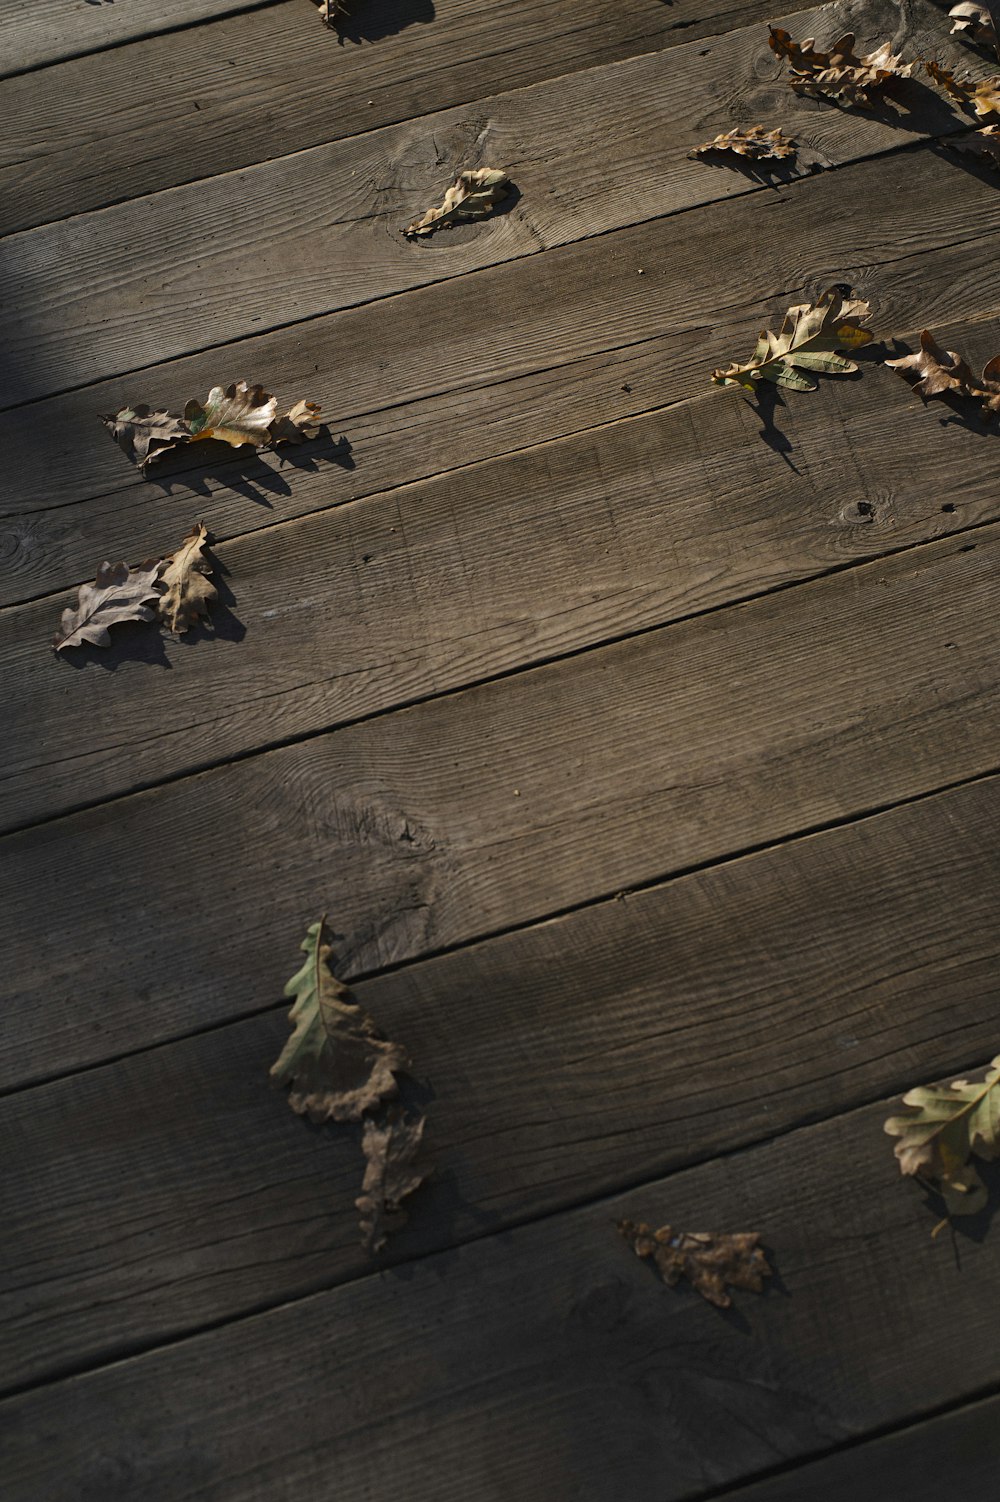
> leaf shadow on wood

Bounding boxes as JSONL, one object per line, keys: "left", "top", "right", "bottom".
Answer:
{"left": 795, "top": 76, "right": 963, "bottom": 136}
{"left": 921, "top": 1158, "right": 1000, "bottom": 1258}
{"left": 174, "top": 545, "right": 246, "bottom": 650}
{"left": 740, "top": 383, "right": 800, "bottom": 473}
{"left": 145, "top": 431, "right": 355, "bottom": 508}
{"left": 330, "top": 0, "right": 435, "bottom": 46}
{"left": 879, "top": 335, "right": 1000, "bottom": 438}
{"left": 688, "top": 154, "right": 817, "bottom": 188}
{"left": 929, "top": 135, "right": 1000, "bottom": 189}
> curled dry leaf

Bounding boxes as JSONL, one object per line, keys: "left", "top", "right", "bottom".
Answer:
{"left": 100, "top": 406, "right": 190, "bottom": 468}
{"left": 768, "top": 27, "right": 918, "bottom": 108}
{"left": 951, "top": 121, "right": 1000, "bottom": 165}
{"left": 925, "top": 59, "right": 1000, "bottom": 115}
{"left": 356, "top": 1112, "right": 430, "bottom": 1253}
{"left": 54, "top": 560, "right": 162, "bottom": 653}
{"left": 884, "top": 1055, "right": 1000, "bottom": 1218}
{"left": 157, "top": 523, "right": 217, "bottom": 635}
{"left": 269, "top": 399, "right": 324, "bottom": 445}
{"left": 713, "top": 286, "right": 873, "bottom": 393}
{"left": 184, "top": 382, "right": 277, "bottom": 449}
{"left": 949, "top": 2, "right": 1000, "bottom": 58}
{"left": 886, "top": 329, "right": 1000, "bottom": 415}
{"left": 271, "top": 918, "right": 409, "bottom": 1124}
{"left": 404, "top": 168, "right": 512, "bottom": 238}
{"left": 618, "top": 1220, "right": 771, "bottom": 1308}
{"left": 688, "top": 125, "right": 796, "bottom": 161}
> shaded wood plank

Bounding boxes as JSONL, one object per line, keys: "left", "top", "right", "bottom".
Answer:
{"left": 4, "top": 1093, "right": 1000, "bottom": 1500}
{"left": 0, "top": 0, "right": 275, "bottom": 78}
{"left": 712, "top": 1396, "right": 1000, "bottom": 1502}
{"left": 0, "top": 0, "right": 784, "bottom": 232}
{"left": 5, "top": 143, "right": 1000, "bottom": 607}
{"left": 3, "top": 521, "right": 1000, "bottom": 1085}
{"left": 8, "top": 312, "right": 1000, "bottom": 827}
{"left": 3, "top": 776, "right": 1000, "bottom": 1390}
{"left": 0, "top": 0, "right": 966, "bottom": 404}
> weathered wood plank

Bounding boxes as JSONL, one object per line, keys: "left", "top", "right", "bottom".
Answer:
{"left": 0, "top": 0, "right": 965, "bottom": 404}
{"left": 7, "top": 313, "right": 1000, "bottom": 827}
{"left": 0, "top": 0, "right": 784, "bottom": 231}
{"left": 4, "top": 1093, "right": 1000, "bottom": 1500}
{"left": 2, "top": 776, "right": 999, "bottom": 1390}
{"left": 3, "top": 522, "right": 1000, "bottom": 1086}
{"left": 0, "top": 0, "right": 275, "bottom": 78}
{"left": 712, "top": 1396, "right": 1000, "bottom": 1502}
{"left": 4, "top": 143, "right": 1000, "bottom": 608}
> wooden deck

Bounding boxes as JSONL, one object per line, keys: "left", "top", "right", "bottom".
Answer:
{"left": 3, "top": 0, "right": 1000, "bottom": 1495}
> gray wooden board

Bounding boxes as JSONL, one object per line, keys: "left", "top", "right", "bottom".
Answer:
{"left": 4, "top": 522, "right": 1000, "bottom": 1087}
{"left": 0, "top": 0, "right": 276, "bottom": 78}
{"left": 4, "top": 145, "right": 1000, "bottom": 609}
{"left": 0, "top": 0, "right": 968, "bottom": 404}
{"left": 711, "top": 1395, "right": 1000, "bottom": 1502}
{"left": 7, "top": 321, "right": 1000, "bottom": 829}
{"left": 3, "top": 776, "right": 1000, "bottom": 1390}
{"left": 0, "top": 0, "right": 784, "bottom": 232}
{"left": 4, "top": 1093, "right": 1000, "bottom": 1501}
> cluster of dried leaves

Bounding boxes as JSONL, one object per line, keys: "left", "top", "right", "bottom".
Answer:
{"left": 102, "top": 380, "right": 322, "bottom": 471}
{"left": 768, "top": 27, "right": 918, "bottom": 108}
{"left": 271, "top": 919, "right": 430, "bottom": 1252}
{"left": 54, "top": 524, "right": 217, "bottom": 652}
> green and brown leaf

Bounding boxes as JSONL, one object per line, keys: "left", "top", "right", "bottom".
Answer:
{"left": 713, "top": 287, "right": 873, "bottom": 393}
{"left": 101, "top": 382, "right": 323, "bottom": 469}
{"left": 885, "top": 1056, "right": 1000, "bottom": 1217}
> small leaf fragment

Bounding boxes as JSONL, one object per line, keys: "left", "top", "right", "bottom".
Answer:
{"left": 184, "top": 381, "right": 278, "bottom": 449}
{"left": 688, "top": 125, "right": 796, "bottom": 161}
{"left": 356, "top": 1111, "right": 430, "bottom": 1253}
{"left": 404, "top": 168, "right": 512, "bottom": 238}
{"left": 948, "top": 2, "right": 1000, "bottom": 58}
{"left": 271, "top": 918, "right": 410, "bottom": 1124}
{"left": 884, "top": 1055, "right": 1000, "bottom": 1218}
{"left": 925, "top": 59, "right": 1000, "bottom": 115}
{"left": 618, "top": 1220, "right": 772, "bottom": 1308}
{"left": 157, "top": 523, "right": 217, "bottom": 635}
{"left": 312, "top": 0, "right": 350, "bottom": 23}
{"left": 713, "top": 286, "right": 873, "bottom": 393}
{"left": 54, "top": 560, "right": 162, "bottom": 653}
{"left": 886, "top": 329, "right": 1000, "bottom": 416}
{"left": 269, "top": 399, "right": 324, "bottom": 445}
{"left": 100, "top": 406, "right": 190, "bottom": 469}
{"left": 768, "top": 27, "right": 918, "bottom": 109}
{"left": 951, "top": 121, "right": 1000, "bottom": 166}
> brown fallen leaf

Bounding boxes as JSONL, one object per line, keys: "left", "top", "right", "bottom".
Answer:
{"left": 618, "top": 1220, "right": 772, "bottom": 1308}
{"left": 925, "top": 59, "right": 1000, "bottom": 115}
{"left": 271, "top": 918, "right": 410, "bottom": 1124}
{"left": 769, "top": 27, "right": 918, "bottom": 108}
{"left": 356, "top": 1112, "right": 429, "bottom": 1253}
{"left": 54, "top": 560, "right": 162, "bottom": 653}
{"left": 100, "top": 406, "right": 190, "bottom": 468}
{"left": 404, "top": 168, "right": 512, "bottom": 238}
{"left": 951, "top": 121, "right": 1000, "bottom": 165}
{"left": 312, "top": 0, "right": 351, "bottom": 23}
{"left": 185, "top": 381, "right": 277, "bottom": 449}
{"left": 157, "top": 523, "right": 217, "bottom": 635}
{"left": 884, "top": 1055, "right": 1000, "bottom": 1219}
{"left": 949, "top": 2, "right": 1000, "bottom": 58}
{"left": 688, "top": 125, "right": 796, "bottom": 161}
{"left": 713, "top": 286, "right": 873, "bottom": 393}
{"left": 269, "top": 399, "right": 324, "bottom": 445}
{"left": 886, "top": 329, "right": 1000, "bottom": 415}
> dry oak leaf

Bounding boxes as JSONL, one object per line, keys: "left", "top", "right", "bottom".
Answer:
{"left": 185, "top": 381, "right": 277, "bottom": 448}
{"left": 269, "top": 399, "right": 324, "bottom": 445}
{"left": 949, "top": 2, "right": 1000, "bottom": 57}
{"left": 54, "top": 560, "right": 162, "bottom": 653}
{"left": 713, "top": 286, "right": 873, "bottom": 393}
{"left": 951, "top": 121, "right": 1000, "bottom": 165}
{"left": 404, "top": 168, "right": 512, "bottom": 238}
{"left": 619, "top": 1220, "right": 772, "bottom": 1308}
{"left": 768, "top": 27, "right": 918, "bottom": 108}
{"left": 688, "top": 125, "right": 796, "bottom": 161}
{"left": 886, "top": 329, "right": 1000, "bottom": 415}
{"left": 884, "top": 1055, "right": 1000, "bottom": 1217}
{"left": 100, "top": 406, "right": 190, "bottom": 468}
{"left": 925, "top": 59, "right": 1000, "bottom": 114}
{"left": 271, "top": 918, "right": 410, "bottom": 1124}
{"left": 356, "top": 1111, "right": 429, "bottom": 1253}
{"left": 157, "top": 523, "right": 217, "bottom": 635}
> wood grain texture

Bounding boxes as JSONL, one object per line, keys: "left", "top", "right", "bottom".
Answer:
{"left": 0, "top": 0, "right": 966, "bottom": 404}
{"left": 0, "top": 0, "right": 277, "bottom": 78}
{"left": 4, "top": 522, "right": 1000, "bottom": 1086}
{"left": 7, "top": 315, "right": 1000, "bottom": 827}
{"left": 712, "top": 1396, "right": 1000, "bottom": 1502}
{"left": 4, "top": 1093, "right": 1000, "bottom": 1501}
{"left": 3, "top": 776, "right": 999, "bottom": 1390}
{"left": 0, "top": 0, "right": 783, "bottom": 232}
{"left": 5, "top": 143, "right": 1000, "bottom": 608}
